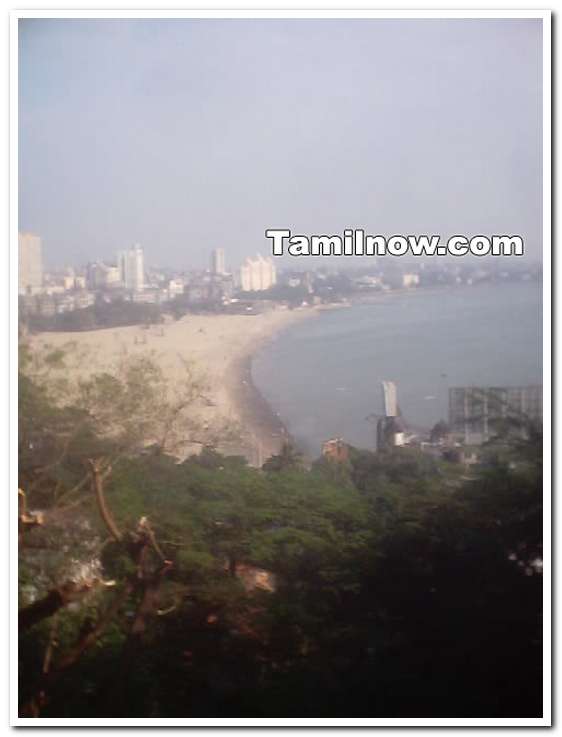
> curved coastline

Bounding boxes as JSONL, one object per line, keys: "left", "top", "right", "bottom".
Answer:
{"left": 230, "top": 303, "right": 352, "bottom": 463}
{"left": 225, "top": 349, "right": 290, "bottom": 466}
{"left": 28, "top": 307, "right": 321, "bottom": 467}
{"left": 222, "top": 307, "right": 326, "bottom": 464}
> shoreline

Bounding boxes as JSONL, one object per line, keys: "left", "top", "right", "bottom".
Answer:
{"left": 221, "top": 307, "right": 332, "bottom": 464}
{"left": 225, "top": 350, "right": 290, "bottom": 466}
{"left": 27, "top": 282, "right": 541, "bottom": 464}
{"left": 28, "top": 306, "right": 321, "bottom": 466}
{"left": 26, "top": 294, "right": 422, "bottom": 465}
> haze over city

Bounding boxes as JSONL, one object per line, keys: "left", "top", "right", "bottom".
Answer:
{"left": 19, "top": 18, "right": 542, "bottom": 269}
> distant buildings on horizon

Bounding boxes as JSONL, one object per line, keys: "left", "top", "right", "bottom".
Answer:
{"left": 238, "top": 254, "right": 277, "bottom": 292}
{"left": 18, "top": 233, "right": 281, "bottom": 319}
{"left": 18, "top": 231, "right": 541, "bottom": 321}
{"left": 210, "top": 248, "right": 277, "bottom": 293}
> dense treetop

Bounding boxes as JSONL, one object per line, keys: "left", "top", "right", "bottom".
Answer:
{"left": 18, "top": 343, "right": 543, "bottom": 718}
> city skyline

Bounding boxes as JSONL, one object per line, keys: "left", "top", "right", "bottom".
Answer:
{"left": 19, "top": 19, "right": 542, "bottom": 269}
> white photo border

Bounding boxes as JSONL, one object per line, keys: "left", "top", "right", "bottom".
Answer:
{"left": 9, "top": 7, "right": 552, "bottom": 729}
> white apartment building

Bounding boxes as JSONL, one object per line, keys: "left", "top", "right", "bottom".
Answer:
{"left": 19, "top": 232, "right": 43, "bottom": 294}
{"left": 117, "top": 244, "right": 144, "bottom": 291}
{"left": 239, "top": 254, "right": 277, "bottom": 292}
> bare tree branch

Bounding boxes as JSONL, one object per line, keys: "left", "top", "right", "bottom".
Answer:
{"left": 88, "top": 459, "right": 121, "bottom": 542}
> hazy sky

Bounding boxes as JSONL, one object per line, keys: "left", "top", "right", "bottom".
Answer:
{"left": 19, "top": 18, "right": 542, "bottom": 270}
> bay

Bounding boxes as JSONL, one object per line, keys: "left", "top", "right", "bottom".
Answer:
{"left": 252, "top": 282, "right": 543, "bottom": 456}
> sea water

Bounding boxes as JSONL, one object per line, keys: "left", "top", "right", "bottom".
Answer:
{"left": 252, "top": 282, "right": 543, "bottom": 456}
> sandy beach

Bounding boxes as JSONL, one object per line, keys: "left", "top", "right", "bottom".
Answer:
{"left": 30, "top": 307, "right": 319, "bottom": 465}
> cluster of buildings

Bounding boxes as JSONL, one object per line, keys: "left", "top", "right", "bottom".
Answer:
{"left": 18, "top": 233, "right": 281, "bottom": 319}
{"left": 85, "top": 245, "right": 146, "bottom": 293}
{"left": 333, "top": 259, "right": 540, "bottom": 296}
{"left": 86, "top": 245, "right": 145, "bottom": 293}
{"left": 19, "top": 234, "right": 147, "bottom": 296}
{"left": 183, "top": 251, "right": 277, "bottom": 307}
{"left": 321, "top": 380, "right": 542, "bottom": 466}
{"left": 19, "top": 235, "right": 152, "bottom": 317}
{"left": 18, "top": 230, "right": 540, "bottom": 322}
{"left": 380, "top": 380, "right": 542, "bottom": 451}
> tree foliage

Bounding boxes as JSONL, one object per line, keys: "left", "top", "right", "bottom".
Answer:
{"left": 18, "top": 343, "right": 543, "bottom": 718}
{"left": 24, "top": 300, "right": 163, "bottom": 333}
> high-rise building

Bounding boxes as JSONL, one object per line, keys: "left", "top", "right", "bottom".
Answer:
{"left": 117, "top": 244, "right": 144, "bottom": 291}
{"left": 239, "top": 254, "right": 277, "bottom": 292}
{"left": 18, "top": 232, "right": 43, "bottom": 294}
{"left": 211, "top": 248, "right": 226, "bottom": 275}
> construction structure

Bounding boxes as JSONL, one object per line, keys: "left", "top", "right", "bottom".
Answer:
{"left": 449, "top": 385, "right": 542, "bottom": 444}
{"left": 376, "top": 380, "right": 406, "bottom": 451}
